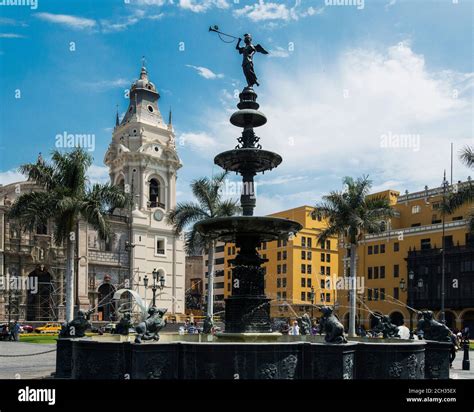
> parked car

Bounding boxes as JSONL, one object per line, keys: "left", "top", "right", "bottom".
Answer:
{"left": 0, "top": 324, "right": 9, "bottom": 340}
{"left": 20, "top": 324, "right": 34, "bottom": 333}
{"left": 35, "top": 322, "right": 62, "bottom": 334}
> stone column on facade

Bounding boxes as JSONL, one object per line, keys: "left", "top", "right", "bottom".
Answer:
{"left": 76, "top": 221, "right": 90, "bottom": 311}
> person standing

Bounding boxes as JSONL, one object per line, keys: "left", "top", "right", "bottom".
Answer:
{"left": 10, "top": 321, "right": 20, "bottom": 342}
{"left": 289, "top": 320, "right": 300, "bottom": 336}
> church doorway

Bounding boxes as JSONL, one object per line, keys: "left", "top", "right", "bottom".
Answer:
{"left": 26, "top": 268, "right": 54, "bottom": 321}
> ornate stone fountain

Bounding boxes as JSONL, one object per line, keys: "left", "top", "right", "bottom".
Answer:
{"left": 54, "top": 30, "right": 451, "bottom": 380}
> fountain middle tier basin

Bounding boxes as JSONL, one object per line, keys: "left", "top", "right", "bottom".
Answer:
{"left": 214, "top": 148, "right": 282, "bottom": 174}
{"left": 195, "top": 216, "right": 303, "bottom": 242}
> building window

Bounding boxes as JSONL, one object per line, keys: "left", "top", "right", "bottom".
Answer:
{"left": 307, "top": 292, "right": 312, "bottom": 301}
{"left": 307, "top": 264, "right": 312, "bottom": 274}
{"left": 380, "top": 288, "right": 385, "bottom": 300}
{"left": 282, "top": 250, "right": 287, "bottom": 260}
{"left": 380, "top": 266, "right": 385, "bottom": 279}
{"left": 277, "top": 292, "right": 281, "bottom": 301}
{"left": 320, "top": 266, "right": 325, "bottom": 275}
{"left": 277, "top": 240, "right": 282, "bottom": 247}
{"left": 393, "top": 264, "right": 399, "bottom": 278}
{"left": 277, "top": 278, "right": 281, "bottom": 288}
{"left": 321, "top": 253, "right": 325, "bottom": 262}
{"left": 368, "top": 267, "right": 373, "bottom": 279}
{"left": 320, "top": 279, "right": 325, "bottom": 289}
{"left": 412, "top": 205, "right": 421, "bottom": 214}
{"left": 326, "top": 240, "right": 330, "bottom": 250}
{"left": 307, "top": 251, "right": 312, "bottom": 260}
{"left": 301, "top": 278, "right": 306, "bottom": 287}
{"left": 149, "top": 178, "right": 161, "bottom": 208}
{"left": 326, "top": 254, "right": 331, "bottom": 262}
{"left": 301, "top": 292, "right": 306, "bottom": 301}
{"left": 367, "top": 289, "right": 372, "bottom": 301}
{"left": 307, "top": 237, "right": 312, "bottom": 248}
{"left": 301, "top": 237, "right": 306, "bottom": 247}
{"left": 326, "top": 266, "right": 331, "bottom": 276}
{"left": 421, "top": 238, "right": 431, "bottom": 250}
{"left": 307, "top": 278, "right": 312, "bottom": 287}
{"left": 301, "top": 251, "right": 306, "bottom": 260}
{"left": 326, "top": 293, "right": 331, "bottom": 302}
{"left": 282, "top": 278, "right": 287, "bottom": 288}
{"left": 277, "top": 265, "right": 281, "bottom": 275}
{"left": 374, "top": 245, "right": 379, "bottom": 254}
{"left": 394, "top": 242, "right": 399, "bottom": 252}
{"left": 394, "top": 287, "right": 399, "bottom": 300}
{"left": 155, "top": 236, "right": 166, "bottom": 256}
{"left": 373, "top": 288, "right": 379, "bottom": 301}
{"left": 374, "top": 266, "right": 379, "bottom": 279}
{"left": 380, "top": 244, "right": 385, "bottom": 253}
{"left": 277, "top": 251, "right": 281, "bottom": 260}
{"left": 282, "top": 264, "right": 287, "bottom": 274}
{"left": 301, "top": 264, "right": 306, "bottom": 274}
{"left": 368, "top": 245, "right": 373, "bottom": 255}
{"left": 36, "top": 224, "right": 48, "bottom": 235}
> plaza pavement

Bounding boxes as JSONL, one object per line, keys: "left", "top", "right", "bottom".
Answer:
{"left": 0, "top": 341, "right": 473, "bottom": 379}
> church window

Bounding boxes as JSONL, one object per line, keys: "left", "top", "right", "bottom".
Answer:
{"left": 155, "top": 236, "right": 166, "bottom": 256}
{"left": 149, "top": 178, "right": 161, "bottom": 208}
{"left": 147, "top": 105, "right": 154, "bottom": 113}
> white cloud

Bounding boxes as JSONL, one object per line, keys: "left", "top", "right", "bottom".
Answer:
{"left": 79, "top": 78, "right": 131, "bottom": 90}
{"left": 0, "top": 33, "right": 26, "bottom": 38}
{"left": 36, "top": 13, "right": 97, "bottom": 30}
{"left": 233, "top": 0, "right": 322, "bottom": 22}
{"left": 186, "top": 65, "right": 224, "bottom": 79}
{"left": 178, "top": 0, "right": 229, "bottom": 13}
{"left": 87, "top": 165, "right": 110, "bottom": 185}
{"left": 0, "top": 170, "right": 24, "bottom": 186}
{"left": 269, "top": 46, "right": 290, "bottom": 58}
{"left": 256, "top": 42, "right": 473, "bottom": 194}
{"left": 178, "top": 131, "right": 229, "bottom": 158}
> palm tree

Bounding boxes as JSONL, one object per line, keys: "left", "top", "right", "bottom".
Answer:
{"left": 8, "top": 148, "right": 129, "bottom": 322}
{"left": 443, "top": 145, "right": 474, "bottom": 232}
{"left": 167, "top": 172, "right": 240, "bottom": 320}
{"left": 313, "top": 176, "right": 394, "bottom": 337}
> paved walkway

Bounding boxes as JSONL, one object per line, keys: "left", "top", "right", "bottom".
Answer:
{"left": 0, "top": 341, "right": 473, "bottom": 379}
{"left": 0, "top": 341, "right": 56, "bottom": 379}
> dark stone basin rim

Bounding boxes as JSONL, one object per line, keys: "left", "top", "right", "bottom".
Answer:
{"left": 195, "top": 216, "right": 303, "bottom": 241}
{"left": 214, "top": 149, "right": 282, "bottom": 173}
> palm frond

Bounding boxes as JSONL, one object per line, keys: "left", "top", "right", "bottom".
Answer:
{"left": 460, "top": 145, "right": 474, "bottom": 169}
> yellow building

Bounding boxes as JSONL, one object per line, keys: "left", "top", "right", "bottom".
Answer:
{"left": 337, "top": 180, "right": 474, "bottom": 333}
{"left": 223, "top": 206, "right": 339, "bottom": 319}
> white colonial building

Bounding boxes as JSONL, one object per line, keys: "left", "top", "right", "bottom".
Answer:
{"left": 0, "top": 65, "right": 185, "bottom": 322}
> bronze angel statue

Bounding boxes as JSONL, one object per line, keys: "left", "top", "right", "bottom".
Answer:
{"left": 236, "top": 33, "right": 268, "bottom": 88}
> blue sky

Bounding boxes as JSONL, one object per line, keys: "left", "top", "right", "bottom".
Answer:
{"left": 0, "top": 0, "right": 472, "bottom": 215}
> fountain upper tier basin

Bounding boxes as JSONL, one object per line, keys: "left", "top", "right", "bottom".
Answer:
{"left": 195, "top": 216, "right": 303, "bottom": 242}
{"left": 214, "top": 148, "right": 282, "bottom": 174}
{"left": 230, "top": 108, "right": 267, "bottom": 128}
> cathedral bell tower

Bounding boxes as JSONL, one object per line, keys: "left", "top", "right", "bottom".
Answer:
{"left": 104, "top": 64, "right": 184, "bottom": 315}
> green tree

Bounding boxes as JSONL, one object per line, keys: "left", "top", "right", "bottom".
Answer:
{"left": 8, "top": 149, "right": 129, "bottom": 322}
{"left": 443, "top": 145, "right": 474, "bottom": 232}
{"left": 167, "top": 172, "right": 240, "bottom": 320}
{"left": 313, "top": 176, "right": 394, "bottom": 337}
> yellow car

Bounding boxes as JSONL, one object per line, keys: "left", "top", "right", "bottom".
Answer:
{"left": 35, "top": 323, "right": 62, "bottom": 334}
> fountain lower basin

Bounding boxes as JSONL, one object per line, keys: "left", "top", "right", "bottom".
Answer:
{"left": 55, "top": 334, "right": 450, "bottom": 380}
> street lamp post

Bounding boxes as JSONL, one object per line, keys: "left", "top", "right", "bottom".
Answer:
{"left": 151, "top": 268, "right": 166, "bottom": 308}
{"left": 440, "top": 172, "right": 449, "bottom": 325}
{"left": 143, "top": 275, "right": 148, "bottom": 308}
{"left": 310, "top": 286, "right": 315, "bottom": 320}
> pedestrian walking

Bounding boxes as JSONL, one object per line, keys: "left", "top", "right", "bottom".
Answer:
{"left": 289, "top": 320, "right": 300, "bottom": 336}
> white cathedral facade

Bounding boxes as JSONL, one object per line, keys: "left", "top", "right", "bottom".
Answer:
{"left": 0, "top": 65, "right": 185, "bottom": 322}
